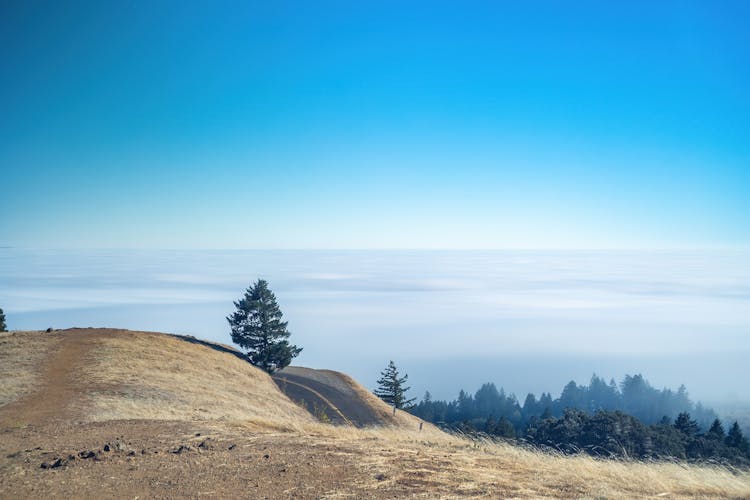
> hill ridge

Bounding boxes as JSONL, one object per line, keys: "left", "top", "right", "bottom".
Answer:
{"left": 0, "top": 328, "right": 423, "bottom": 431}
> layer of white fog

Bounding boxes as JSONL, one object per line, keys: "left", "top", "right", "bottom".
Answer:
{"left": 2, "top": 249, "right": 748, "bottom": 407}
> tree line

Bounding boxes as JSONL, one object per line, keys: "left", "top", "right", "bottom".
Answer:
{"left": 525, "top": 409, "right": 749, "bottom": 465}
{"left": 410, "top": 374, "right": 719, "bottom": 429}
{"left": 408, "top": 373, "right": 750, "bottom": 466}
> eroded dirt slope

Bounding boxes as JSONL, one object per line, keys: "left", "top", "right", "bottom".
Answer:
{"left": 273, "top": 366, "right": 424, "bottom": 428}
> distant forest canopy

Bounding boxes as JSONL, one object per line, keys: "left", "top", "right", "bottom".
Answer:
{"left": 409, "top": 373, "right": 718, "bottom": 431}
{"left": 408, "top": 373, "right": 750, "bottom": 465}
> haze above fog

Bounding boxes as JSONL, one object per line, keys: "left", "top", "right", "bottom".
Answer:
{"left": 2, "top": 248, "right": 748, "bottom": 406}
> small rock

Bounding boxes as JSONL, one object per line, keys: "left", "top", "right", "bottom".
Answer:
{"left": 263, "top": 454, "right": 270, "bottom": 459}
{"left": 195, "top": 433, "right": 201, "bottom": 437}
{"left": 374, "top": 473, "right": 387, "bottom": 481}
{"left": 228, "top": 444, "right": 236, "bottom": 451}
{"left": 127, "top": 451, "right": 136, "bottom": 456}
{"left": 197, "top": 438, "right": 213, "bottom": 450}
{"left": 103, "top": 444, "right": 111, "bottom": 452}
{"left": 78, "top": 451, "right": 96, "bottom": 459}
{"left": 41, "top": 458, "right": 67, "bottom": 469}
{"left": 170, "top": 445, "right": 191, "bottom": 454}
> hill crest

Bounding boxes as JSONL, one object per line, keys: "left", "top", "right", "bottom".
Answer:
{"left": 0, "top": 328, "right": 425, "bottom": 432}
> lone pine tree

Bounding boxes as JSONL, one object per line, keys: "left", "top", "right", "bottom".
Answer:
{"left": 0, "top": 307, "right": 6, "bottom": 332}
{"left": 374, "top": 360, "right": 415, "bottom": 409}
{"left": 227, "top": 279, "right": 301, "bottom": 374}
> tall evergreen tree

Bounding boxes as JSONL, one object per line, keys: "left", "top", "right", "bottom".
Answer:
{"left": 416, "top": 391, "right": 435, "bottom": 421}
{"left": 227, "top": 279, "right": 301, "bottom": 373}
{"left": 0, "top": 307, "right": 6, "bottom": 332}
{"left": 374, "top": 360, "right": 415, "bottom": 409}
{"left": 475, "top": 383, "right": 502, "bottom": 416}
{"left": 522, "top": 393, "right": 538, "bottom": 415}
{"left": 707, "top": 418, "right": 725, "bottom": 441}
{"left": 726, "top": 421, "right": 750, "bottom": 454}
{"left": 457, "top": 389, "right": 474, "bottom": 420}
{"left": 674, "top": 412, "right": 699, "bottom": 437}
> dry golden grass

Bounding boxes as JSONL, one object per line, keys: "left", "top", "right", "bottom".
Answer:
{"left": 80, "top": 330, "right": 314, "bottom": 426}
{"left": 3, "top": 328, "right": 749, "bottom": 498}
{"left": 257, "top": 423, "right": 750, "bottom": 499}
{"left": 334, "top": 369, "right": 437, "bottom": 430}
{"left": 0, "top": 330, "right": 60, "bottom": 406}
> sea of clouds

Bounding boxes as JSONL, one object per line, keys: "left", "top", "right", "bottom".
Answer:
{"left": 1, "top": 249, "right": 748, "bottom": 403}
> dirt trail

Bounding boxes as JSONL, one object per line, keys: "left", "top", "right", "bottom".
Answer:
{"left": 273, "top": 374, "right": 354, "bottom": 425}
{"left": 0, "top": 330, "right": 103, "bottom": 427}
{"left": 273, "top": 368, "right": 386, "bottom": 427}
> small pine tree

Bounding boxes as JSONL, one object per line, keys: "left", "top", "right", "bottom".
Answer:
{"left": 0, "top": 308, "right": 6, "bottom": 332}
{"left": 674, "top": 412, "right": 699, "bottom": 437}
{"left": 726, "top": 421, "right": 750, "bottom": 454}
{"left": 374, "top": 360, "right": 415, "bottom": 409}
{"left": 707, "top": 418, "right": 725, "bottom": 440}
{"left": 227, "top": 279, "right": 301, "bottom": 373}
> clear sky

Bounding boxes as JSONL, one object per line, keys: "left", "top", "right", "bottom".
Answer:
{"left": 1, "top": 1, "right": 749, "bottom": 249}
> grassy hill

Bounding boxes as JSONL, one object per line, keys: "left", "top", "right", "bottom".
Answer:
{"left": 1, "top": 328, "right": 749, "bottom": 498}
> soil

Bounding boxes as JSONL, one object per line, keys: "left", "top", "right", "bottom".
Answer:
{"left": 0, "top": 420, "right": 384, "bottom": 499}
{"left": 0, "top": 329, "right": 112, "bottom": 428}
{"left": 0, "top": 330, "right": 428, "bottom": 498}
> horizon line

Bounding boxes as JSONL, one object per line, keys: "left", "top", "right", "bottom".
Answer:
{"left": 2, "top": 245, "right": 749, "bottom": 252}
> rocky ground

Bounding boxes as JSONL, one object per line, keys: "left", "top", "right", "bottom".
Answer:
{"left": 0, "top": 420, "right": 395, "bottom": 499}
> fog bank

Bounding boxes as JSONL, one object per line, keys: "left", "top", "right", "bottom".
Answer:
{"left": 1, "top": 249, "right": 748, "bottom": 404}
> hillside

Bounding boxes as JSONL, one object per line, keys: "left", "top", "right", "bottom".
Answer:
{"left": 273, "top": 366, "right": 424, "bottom": 428}
{"left": 1, "top": 328, "right": 749, "bottom": 498}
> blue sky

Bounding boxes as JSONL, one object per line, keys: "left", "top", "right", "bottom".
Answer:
{"left": 1, "top": 1, "right": 749, "bottom": 249}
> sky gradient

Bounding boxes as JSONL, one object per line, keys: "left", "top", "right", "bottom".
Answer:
{"left": 2, "top": 1, "right": 749, "bottom": 248}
